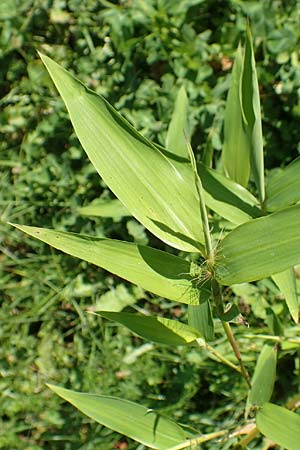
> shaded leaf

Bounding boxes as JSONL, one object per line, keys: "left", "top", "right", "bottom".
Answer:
{"left": 216, "top": 205, "right": 300, "bottom": 285}
{"left": 199, "top": 163, "right": 261, "bottom": 224}
{"left": 47, "top": 384, "right": 188, "bottom": 450}
{"left": 10, "top": 224, "right": 199, "bottom": 304}
{"left": 187, "top": 286, "right": 214, "bottom": 341}
{"left": 257, "top": 403, "right": 300, "bottom": 450}
{"left": 96, "top": 311, "right": 201, "bottom": 345}
{"left": 40, "top": 53, "right": 204, "bottom": 252}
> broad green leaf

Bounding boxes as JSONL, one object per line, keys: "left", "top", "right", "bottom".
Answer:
{"left": 10, "top": 224, "right": 199, "bottom": 304}
{"left": 47, "top": 384, "right": 188, "bottom": 450}
{"left": 241, "top": 24, "right": 265, "bottom": 202}
{"left": 222, "top": 43, "right": 251, "bottom": 187}
{"left": 96, "top": 311, "right": 201, "bottom": 345}
{"left": 40, "top": 54, "right": 204, "bottom": 253}
{"left": 215, "top": 205, "right": 300, "bottom": 285}
{"left": 272, "top": 268, "right": 299, "bottom": 323}
{"left": 199, "top": 163, "right": 261, "bottom": 224}
{"left": 166, "top": 85, "right": 189, "bottom": 158}
{"left": 265, "top": 157, "right": 300, "bottom": 212}
{"left": 246, "top": 345, "right": 277, "bottom": 415}
{"left": 257, "top": 403, "right": 300, "bottom": 450}
{"left": 78, "top": 198, "right": 130, "bottom": 218}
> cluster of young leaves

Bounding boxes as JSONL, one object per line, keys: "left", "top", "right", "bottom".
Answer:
{"left": 8, "top": 21, "right": 300, "bottom": 449}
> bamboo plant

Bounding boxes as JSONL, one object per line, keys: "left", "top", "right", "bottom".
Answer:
{"left": 10, "top": 25, "right": 300, "bottom": 449}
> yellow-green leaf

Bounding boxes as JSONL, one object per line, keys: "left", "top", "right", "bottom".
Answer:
{"left": 10, "top": 223, "right": 199, "bottom": 304}
{"left": 96, "top": 311, "right": 201, "bottom": 345}
{"left": 40, "top": 53, "right": 204, "bottom": 253}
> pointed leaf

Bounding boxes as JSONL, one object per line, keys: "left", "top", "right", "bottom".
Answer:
{"left": 216, "top": 205, "right": 300, "bottom": 285}
{"left": 246, "top": 345, "right": 277, "bottom": 415}
{"left": 257, "top": 403, "right": 300, "bottom": 450}
{"left": 78, "top": 198, "right": 130, "bottom": 218}
{"left": 40, "top": 54, "right": 204, "bottom": 252}
{"left": 96, "top": 311, "right": 201, "bottom": 345}
{"left": 47, "top": 384, "right": 188, "bottom": 450}
{"left": 242, "top": 24, "right": 265, "bottom": 202}
{"left": 166, "top": 85, "right": 190, "bottom": 158}
{"left": 222, "top": 43, "right": 251, "bottom": 187}
{"left": 272, "top": 268, "right": 299, "bottom": 323}
{"left": 10, "top": 224, "right": 199, "bottom": 304}
{"left": 265, "top": 157, "right": 300, "bottom": 212}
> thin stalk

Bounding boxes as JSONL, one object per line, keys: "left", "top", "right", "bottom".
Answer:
{"left": 222, "top": 321, "right": 251, "bottom": 388}
{"left": 168, "top": 429, "right": 228, "bottom": 450}
{"left": 186, "top": 140, "right": 213, "bottom": 259}
{"left": 244, "top": 333, "right": 300, "bottom": 345}
{"left": 186, "top": 141, "right": 251, "bottom": 386}
{"left": 196, "top": 338, "right": 242, "bottom": 374}
{"left": 233, "top": 425, "right": 259, "bottom": 449}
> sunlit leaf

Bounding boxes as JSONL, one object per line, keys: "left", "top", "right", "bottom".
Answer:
{"left": 10, "top": 224, "right": 200, "bottom": 304}
{"left": 166, "top": 85, "right": 190, "bottom": 158}
{"left": 40, "top": 53, "right": 204, "bottom": 253}
{"left": 47, "top": 384, "right": 189, "bottom": 450}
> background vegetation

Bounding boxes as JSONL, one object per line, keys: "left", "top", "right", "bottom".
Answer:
{"left": 1, "top": 1, "right": 300, "bottom": 449}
